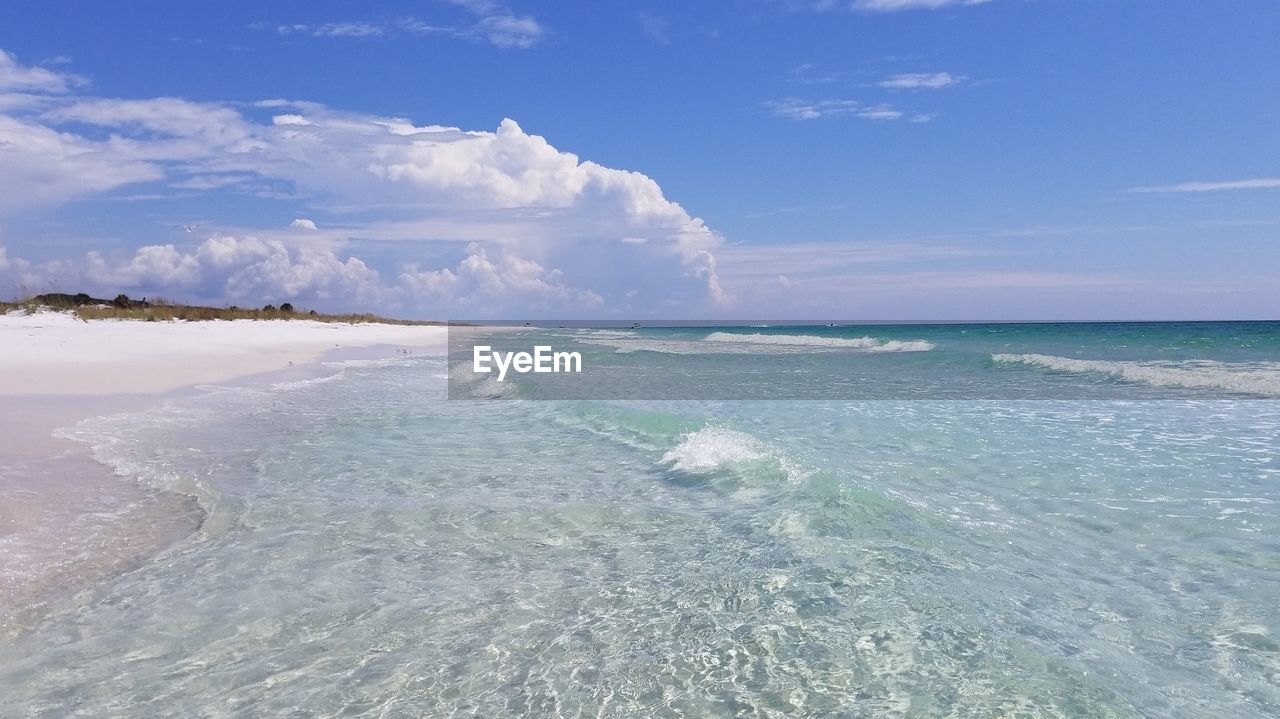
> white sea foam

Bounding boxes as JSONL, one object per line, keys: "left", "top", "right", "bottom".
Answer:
{"left": 577, "top": 337, "right": 704, "bottom": 354}
{"left": 578, "top": 331, "right": 934, "bottom": 354}
{"left": 270, "top": 371, "right": 348, "bottom": 391}
{"left": 321, "top": 356, "right": 418, "bottom": 369}
{"left": 992, "top": 353, "right": 1280, "bottom": 397}
{"left": 660, "top": 426, "right": 807, "bottom": 484}
{"left": 661, "top": 426, "right": 769, "bottom": 471}
{"left": 703, "top": 332, "right": 935, "bottom": 352}
{"left": 53, "top": 410, "right": 226, "bottom": 521}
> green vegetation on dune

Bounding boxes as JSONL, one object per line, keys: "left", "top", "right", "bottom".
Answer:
{"left": 0, "top": 293, "right": 439, "bottom": 326}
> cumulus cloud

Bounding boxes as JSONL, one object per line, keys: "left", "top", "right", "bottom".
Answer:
{"left": 6, "top": 235, "right": 605, "bottom": 314}
{"left": 18, "top": 236, "right": 385, "bottom": 306}
{"left": 400, "top": 243, "right": 603, "bottom": 309}
{"left": 0, "top": 49, "right": 724, "bottom": 315}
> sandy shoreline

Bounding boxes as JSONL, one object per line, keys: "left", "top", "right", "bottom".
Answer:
{"left": 0, "top": 311, "right": 448, "bottom": 396}
{"left": 0, "top": 312, "right": 448, "bottom": 635}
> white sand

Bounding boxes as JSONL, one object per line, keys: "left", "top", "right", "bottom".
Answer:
{"left": 0, "top": 311, "right": 448, "bottom": 396}
{"left": 0, "top": 311, "right": 449, "bottom": 634}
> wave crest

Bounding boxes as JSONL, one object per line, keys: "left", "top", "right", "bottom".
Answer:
{"left": 703, "top": 332, "right": 934, "bottom": 352}
{"left": 993, "top": 353, "right": 1280, "bottom": 397}
{"left": 661, "top": 426, "right": 807, "bottom": 487}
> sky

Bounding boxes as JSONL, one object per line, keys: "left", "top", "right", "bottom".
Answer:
{"left": 0, "top": 0, "right": 1277, "bottom": 320}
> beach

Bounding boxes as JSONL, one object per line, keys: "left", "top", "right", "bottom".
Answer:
{"left": 0, "top": 311, "right": 448, "bottom": 636}
{"left": 0, "top": 311, "right": 449, "bottom": 397}
{"left": 1, "top": 319, "right": 1279, "bottom": 716}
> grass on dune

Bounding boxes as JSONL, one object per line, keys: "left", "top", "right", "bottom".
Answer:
{"left": 1, "top": 294, "right": 439, "bottom": 326}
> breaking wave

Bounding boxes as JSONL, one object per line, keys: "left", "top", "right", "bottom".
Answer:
{"left": 660, "top": 426, "right": 807, "bottom": 485}
{"left": 703, "top": 332, "right": 935, "bottom": 352}
{"left": 575, "top": 330, "right": 934, "bottom": 354}
{"left": 993, "top": 353, "right": 1280, "bottom": 397}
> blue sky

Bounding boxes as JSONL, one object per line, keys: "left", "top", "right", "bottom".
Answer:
{"left": 0, "top": 0, "right": 1277, "bottom": 319}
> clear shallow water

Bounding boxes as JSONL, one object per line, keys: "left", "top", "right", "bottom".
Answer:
{"left": 3, "top": 324, "right": 1280, "bottom": 717}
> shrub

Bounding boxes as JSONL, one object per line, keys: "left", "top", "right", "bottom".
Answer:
{"left": 280, "top": 302, "right": 294, "bottom": 313}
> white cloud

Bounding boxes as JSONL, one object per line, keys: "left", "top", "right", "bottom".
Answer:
{"left": 272, "top": 114, "right": 313, "bottom": 126}
{"left": 766, "top": 98, "right": 860, "bottom": 120}
{"left": 277, "top": 22, "right": 385, "bottom": 38}
{"left": 55, "top": 236, "right": 388, "bottom": 306}
{"left": 878, "top": 72, "right": 964, "bottom": 89}
{"left": 1126, "top": 178, "right": 1280, "bottom": 193}
{"left": 290, "top": 219, "right": 318, "bottom": 230}
{"left": 0, "top": 114, "right": 163, "bottom": 210}
{"left": 311, "top": 22, "right": 385, "bottom": 38}
{"left": 850, "top": 0, "right": 992, "bottom": 11}
{"left": 46, "top": 97, "right": 256, "bottom": 150}
{"left": 8, "top": 235, "right": 603, "bottom": 313}
{"left": 467, "top": 14, "right": 544, "bottom": 49}
{"left": 786, "top": 0, "right": 992, "bottom": 13}
{"left": 0, "top": 49, "right": 84, "bottom": 93}
{"left": 0, "top": 50, "right": 725, "bottom": 314}
{"left": 273, "top": 2, "right": 544, "bottom": 49}
{"left": 858, "top": 104, "right": 903, "bottom": 120}
{"left": 767, "top": 99, "right": 912, "bottom": 122}
{"left": 401, "top": 243, "right": 603, "bottom": 309}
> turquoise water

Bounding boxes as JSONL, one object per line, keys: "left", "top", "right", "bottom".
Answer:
{"left": 3, "top": 323, "right": 1280, "bottom": 717}
{"left": 454, "top": 321, "right": 1280, "bottom": 399}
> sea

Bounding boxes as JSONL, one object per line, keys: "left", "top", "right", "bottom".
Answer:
{"left": 2, "top": 321, "right": 1278, "bottom": 718}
